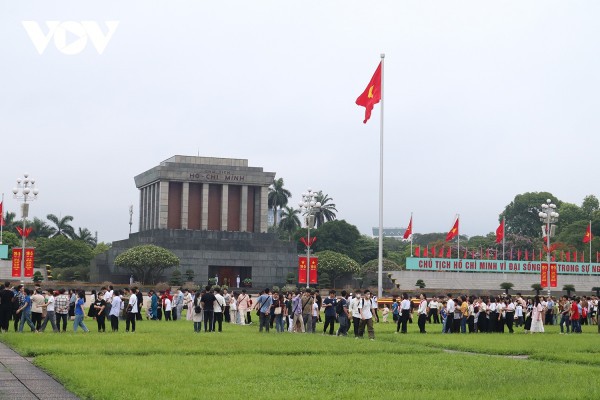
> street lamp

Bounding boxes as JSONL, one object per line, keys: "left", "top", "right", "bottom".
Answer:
{"left": 12, "top": 173, "right": 39, "bottom": 281}
{"left": 298, "top": 189, "right": 321, "bottom": 289}
{"left": 539, "top": 199, "right": 558, "bottom": 296}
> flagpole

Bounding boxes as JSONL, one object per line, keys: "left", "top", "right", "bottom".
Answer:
{"left": 502, "top": 216, "right": 506, "bottom": 263}
{"left": 589, "top": 220, "right": 592, "bottom": 271}
{"left": 0, "top": 193, "right": 3, "bottom": 244}
{"left": 377, "top": 53, "right": 385, "bottom": 299}
{"left": 457, "top": 214, "right": 460, "bottom": 259}
{"left": 410, "top": 212, "right": 413, "bottom": 256}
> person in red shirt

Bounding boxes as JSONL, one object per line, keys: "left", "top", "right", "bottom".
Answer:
{"left": 570, "top": 297, "right": 581, "bottom": 333}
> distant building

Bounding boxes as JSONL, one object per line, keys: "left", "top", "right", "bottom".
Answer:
{"left": 91, "top": 156, "right": 297, "bottom": 287}
{"left": 372, "top": 227, "right": 406, "bottom": 239}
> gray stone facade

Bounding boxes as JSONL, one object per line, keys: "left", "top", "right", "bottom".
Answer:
{"left": 91, "top": 229, "right": 297, "bottom": 288}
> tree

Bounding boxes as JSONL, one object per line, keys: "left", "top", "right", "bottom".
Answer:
{"left": 29, "top": 217, "right": 53, "bottom": 239}
{"left": 315, "top": 250, "right": 360, "bottom": 288}
{"left": 501, "top": 192, "right": 561, "bottom": 238}
{"left": 185, "top": 269, "right": 195, "bottom": 282}
{"left": 304, "top": 220, "right": 361, "bottom": 261}
{"left": 314, "top": 191, "right": 338, "bottom": 228}
{"left": 581, "top": 195, "right": 600, "bottom": 219}
{"left": 415, "top": 279, "right": 426, "bottom": 289}
{"left": 278, "top": 206, "right": 301, "bottom": 240}
{"left": 500, "top": 282, "right": 514, "bottom": 294}
{"left": 35, "top": 236, "right": 94, "bottom": 269}
{"left": 353, "top": 236, "right": 381, "bottom": 265}
{"left": 557, "top": 203, "right": 585, "bottom": 227}
{"left": 2, "top": 211, "right": 18, "bottom": 232}
{"left": 562, "top": 284, "right": 575, "bottom": 297}
{"left": 33, "top": 270, "right": 43, "bottom": 284}
{"left": 361, "top": 258, "right": 401, "bottom": 273}
{"left": 93, "top": 242, "right": 112, "bottom": 257}
{"left": 114, "top": 244, "right": 180, "bottom": 284}
{"left": 0, "top": 231, "right": 21, "bottom": 257}
{"left": 46, "top": 214, "right": 75, "bottom": 239}
{"left": 74, "top": 228, "right": 97, "bottom": 247}
{"left": 268, "top": 178, "right": 291, "bottom": 228}
{"left": 531, "top": 283, "right": 543, "bottom": 296}
{"left": 170, "top": 269, "right": 182, "bottom": 286}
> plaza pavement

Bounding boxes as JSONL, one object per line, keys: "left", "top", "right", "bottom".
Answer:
{"left": 0, "top": 341, "right": 79, "bottom": 400}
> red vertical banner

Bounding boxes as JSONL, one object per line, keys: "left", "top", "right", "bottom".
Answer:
{"left": 298, "top": 256, "right": 307, "bottom": 284}
{"left": 540, "top": 263, "right": 548, "bottom": 288}
{"left": 309, "top": 257, "right": 318, "bottom": 284}
{"left": 549, "top": 263, "right": 557, "bottom": 288}
{"left": 24, "top": 248, "right": 35, "bottom": 278}
{"left": 12, "top": 248, "right": 22, "bottom": 278}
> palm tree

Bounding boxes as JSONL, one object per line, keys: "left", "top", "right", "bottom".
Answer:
{"left": 74, "top": 227, "right": 97, "bottom": 247}
{"left": 268, "top": 178, "right": 291, "bottom": 228}
{"left": 46, "top": 214, "right": 75, "bottom": 239}
{"left": 563, "top": 284, "right": 575, "bottom": 297}
{"left": 278, "top": 206, "right": 301, "bottom": 241}
{"left": 28, "top": 217, "right": 53, "bottom": 239}
{"left": 500, "top": 282, "right": 514, "bottom": 294}
{"left": 531, "top": 283, "right": 543, "bottom": 296}
{"left": 2, "top": 211, "right": 18, "bottom": 232}
{"left": 313, "top": 191, "right": 338, "bottom": 228}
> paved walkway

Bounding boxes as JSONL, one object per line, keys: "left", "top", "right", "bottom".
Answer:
{"left": 0, "top": 341, "right": 79, "bottom": 400}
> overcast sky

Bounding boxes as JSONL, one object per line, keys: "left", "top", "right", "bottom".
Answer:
{"left": 1, "top": 1, "right": 599, "bottom": 244}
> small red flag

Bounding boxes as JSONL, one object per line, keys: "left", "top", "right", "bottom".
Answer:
{"left": 583, "top": 222, "right": 593, "bottom": 243}
{"left": 566, "top": 252, "right": 571, "bottom": 262}
{"left": 355, "top": 62, "right": 382, "bottom": 124}
{"left": 432, "top": 245, "right": 437, "bottom": 258}
{"left": 445, "top": 217, "right": 459, "bottom": 242}
{"left": 403, "top": 216, "right": 412, "bottom": 240}
{"left": 525, "top": 249, "right": 529, "bottom": 261}
{"left": 446, "top": 246, "right": 451, "bottom": 258}
{"left": 486, "top": 249, "right": 490, "bottom": 259}
{"left": 495, "top": 219, "right": 504, "bottom": 244}
{"left": 438, "top": 246, "right": 444, "bottom": 258}
{"left": 574, "top": 250, "right": 577, "bottom": 262}
{"left": 581, "top": 252, "right": 584, "bottom": 262}
{"left": 424, "top": 246, "right": 429, "bottom": 258}
{"left": 0, "top": 201, "right": 4, "bottom": 227}
{"left": 517, "top": 249, "right": 521, "bottom": 261}
{"left": 414, "top": 246, "right": 420, "bottom": 257}
{"left": 463, "top": 247, "right": 468, "bottom": 259}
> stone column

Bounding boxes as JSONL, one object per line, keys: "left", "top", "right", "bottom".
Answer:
{"left": 259, "top": 186, "right": 268, "bottom": 233}
{"left": 221, "top": 184, "right": 229, "bottom": 230}
{"left": 139, "top": 186, "right": 146, "bottom": 231}
{"left": 158, "top": 181, "right": 169, "bottom": 229}
{"left": 181, "top": 182, "right": 189, "bottom": 229}
{"left": 240, "top": 185, "right": 248, "bottom": 232}
{"left": 201, "top": 183, "right": 209, "bottom": 230}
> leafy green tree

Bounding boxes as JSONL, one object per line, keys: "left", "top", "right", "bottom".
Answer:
{"left": 353, "top": 236, "right": 381, "bottom": 265}
{"left": 278, "top": 206, "right": 301, "bottom": 240}
{"left": 557, "top": 203, "right": 585, "bottom": 227}
{"left": 35, "top": 236, "right": 94, "bottom": 269}
{"left": 315, "top": 250, "right": 360, "bottom": 287}
{"left": 114, "top": 244, "right": 179, "bottom": 284}
{"left": 361, "top": 258, "right": 400, "bottom": 273}
{"left": 46, "top": 214, "right": 75, "bottom": 239}
{"left": 314, "top": 191, "right": 338, "bottom": 228}
{"left": 93, "top": 242, "right": 112, "bottom": 257}
{"left": 531, "top": 283, "right": 543, "bottom": 296}
{"left": 562, "top": 284, "right": 575, "bottom": 297}
{"left": 0, "top": 231, "right": 21, "bottom": 258}
{"left": 268, "top": 178, "right": 291, "bottom": 228}
{"left": 306, "top": 220, "right": 360, "bottom": 261}
{"left": 2, "top": 211, "right": 18, "bottom": 232}
{"left": 33, "top": 270, "right": 43, "bottom": 284}
{"left": 501, "top": 192, "right": 561, "bottom": 237}
{"left": 415, "top": 279, "right": 426, "bottom": 289}
{"left": 318, "top": 273, "right": 331, "bottom": 289}
{"left": 500, "top": 282, "right": 514, "bottom": 294}
{"left": 581, "top": 195, "right": 599, "bottom": 219}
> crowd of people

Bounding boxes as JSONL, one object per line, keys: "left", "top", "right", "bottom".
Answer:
{"left": 1, "top": 280, "right": 598, "bottom": 337}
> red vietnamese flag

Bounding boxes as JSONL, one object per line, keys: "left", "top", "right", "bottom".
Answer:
{"left": 414, "top": 246, "right": 420, "bottom": 257}
{"left": 403, "top": 216, "right": 413, "bottom": 240}
{"left": 355, "top": 62, "right": 382, "bottom": 124}
{"left": 445, "top": 217, "right": 459, "bottom": 242}
{"left": 0, "top": 201, "right": 4, "bottom": 226}
{"left": 495, "top": 219, "right": 504, "bottom": 243}
{"left": 583, "top": 222, "right": 593, "bottom": 243}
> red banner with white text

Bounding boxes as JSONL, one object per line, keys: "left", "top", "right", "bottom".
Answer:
{"left": 309, "top": 257, "right": 318, "bottom": 284}
{"left": 24, "top": 248, "right": 35, "bottom": 278}
{"left": 549, "top": 263, "right": 557, "bottom": 288}
{"left": 12, "top": 248, "right": 22, "bottom": 277}
{"left": 298, "top": 257, "right": 307, "bottom": 284}
{"left": 541, "top": 263, "right": 548, "bottom": 287}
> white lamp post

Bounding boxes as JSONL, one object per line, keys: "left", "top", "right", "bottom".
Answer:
{"left": 298, "top": 189, "right": 321, "bottom": 289}
{"left": 12, "top": 173, "right": 39, "bottom": 281}
{"left": 538, "top": 199, "right": 558, "bottom": 297}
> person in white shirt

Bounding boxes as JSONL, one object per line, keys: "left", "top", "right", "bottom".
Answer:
{"left": 358, "top": 290, "right": 375, "bottom": 340}
{"left": 489, "top": 297, "right": 498, "bottom": 332}
{"left": 428, "top": 297, "right": 440, "bottom": 324}
{"left": 505, "top": 298, "right": 515, "bottom": 333}
{"left": 103, "top": 286, "right": 114, "bottom": 320}
{"left": 478, "top": 299, "right": 488, "bottom": 333}
{"left": 40, "top": 290, "right": 58, "bottom": 332}
{"left": 126, "top": 288, "right": 138, "bottom": 333}
{"left": 311, "top": 300, "right": 319, "bottom": 334}
{"left": 164, "top": 297, "right": 173, "bottom": 321}
{"left": 371, "top": 295, "right": 379, "bottom": 323}
{"left": 213, "top": 287, "right": 226, "bottom": 332}
{"left": 397, "top": 293, "right": 412, "bottom": 334}
{"left": 350, "top": 292, "right": 362, "bottom": 337}
{"left": 445, "top": 294, "right": 455, "bottom": 333}
{"left": 417, "top": 293, "right": 428, "bottom": 334}
{"left": 109, "top": 290, "right": 123, "bottom": 332}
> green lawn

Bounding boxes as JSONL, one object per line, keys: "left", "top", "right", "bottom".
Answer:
{"left": 1, "top": 317, "right": 599, "bottom": 400}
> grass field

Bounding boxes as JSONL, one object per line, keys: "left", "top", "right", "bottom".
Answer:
{"left": 1, "top": 316, "right": 600, "bottom": 400}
